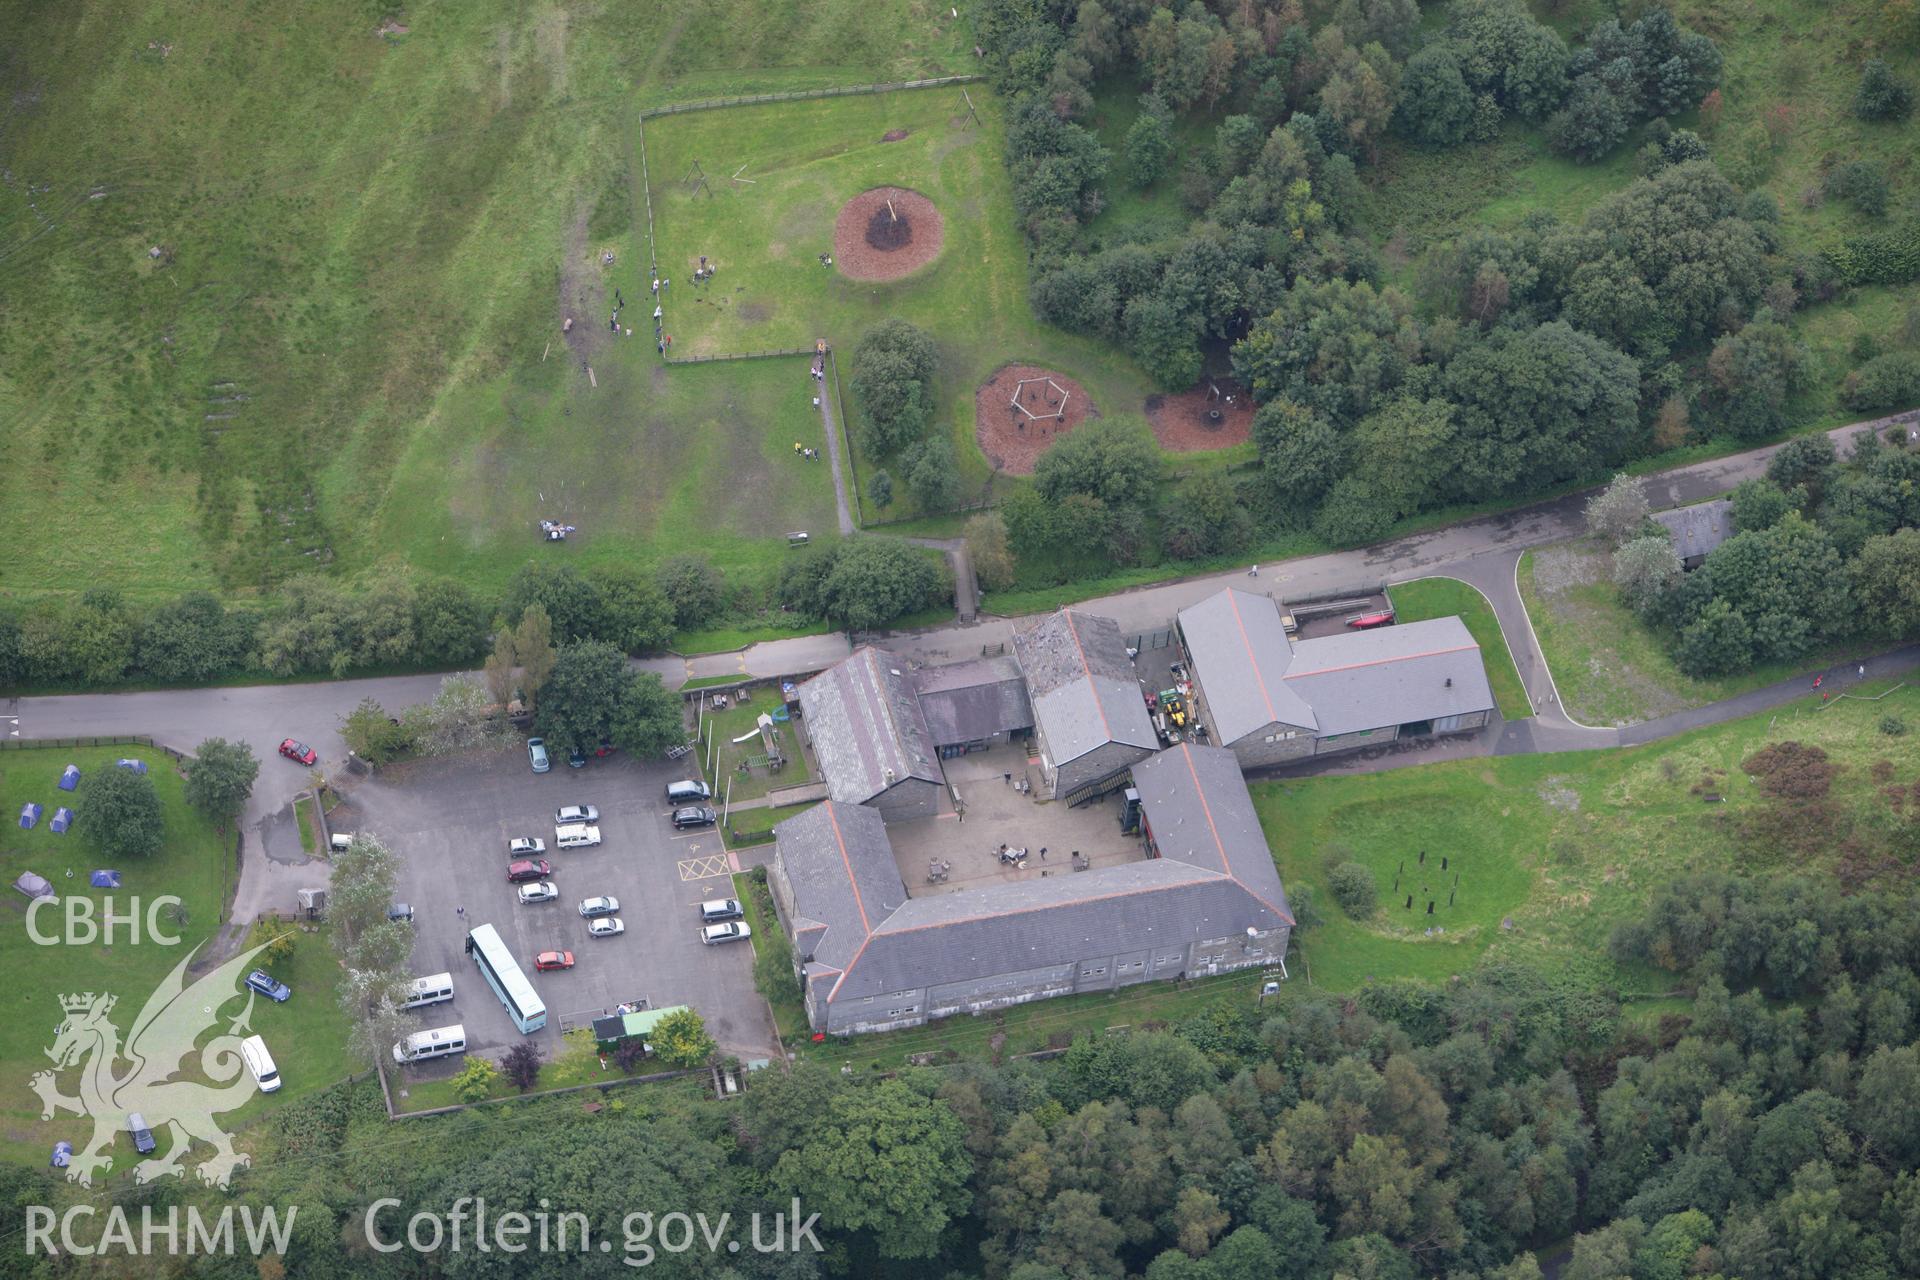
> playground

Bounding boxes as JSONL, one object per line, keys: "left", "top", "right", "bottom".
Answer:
{"left": 973, "top": 364, "right": 1097, "bottom": 475}
{"left": 696, "top": 686, "right": 817, "bottom": 805}
{"left": 1144, "top": 377, "right": 1256, "bottom": 455}
{"left": 834, "top": 186, "right": 944, "bottom": 281}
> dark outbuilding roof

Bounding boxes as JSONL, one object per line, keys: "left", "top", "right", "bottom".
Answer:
{"left": 1652, "top": 499, "right": 1734, "bottom": 562}
{"left": 797, "top": 648, "right": 942, "bottom": 805}
{"left": 911, "top": 656, "right": 1033, "bottom": 745}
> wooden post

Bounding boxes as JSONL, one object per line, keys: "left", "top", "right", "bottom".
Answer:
{"left": 886, "top": 198, "right": 897, "bottom": 221}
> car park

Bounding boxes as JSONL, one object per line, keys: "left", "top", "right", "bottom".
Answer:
{"left": 508, "top": 836, "right": 546, "bottom": 856}
{"left": 578, "top": 895, "right": 620, "bottom": 918}
{"left": 387, "top": 903, "right": 414, "bottom": 923}
{"left": 506, "top": 859, "right": 552, "bottom": 883}
{"left": 517, "top": 880, "right": 559, "bottom": 904}
{"left": 533, "top": 950, "right": 575, "bottom": 971}
{"left": 698, "top": 898, "right": 744, "bottom": 923}
{"left": 700, "top": 921, "right": 752, "bottom": 945}
{"left": 527, "top": 738, "right": 551, "bottom": 773}
{"left": 587, "top": 917, "right": 625, "bottom": 938}
{"left": 278, "top": 739, "right": 317, "bottom": 765}
{"left": 672, "top": 805, "right": 717, "bottom": 830}
{"left": 244, "top": 969, "right": 291, "bottom": 1002}
{"left": 556, "top": 804, "right": 599, "bottom": 824}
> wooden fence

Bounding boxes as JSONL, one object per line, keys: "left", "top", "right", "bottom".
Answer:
{"left": 2, "top": 734, "right": 183, "bottom": 762}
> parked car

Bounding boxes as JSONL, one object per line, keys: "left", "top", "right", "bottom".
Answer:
{"left": 672, "top": 805, "right": 717, "bottom": 830}
{"left": 533, "top": 950, "right": 575, "bottom": 971}
{"left": 278, "top": 739, "right": 317, "bottom": 766}
{"left": 700, "top": 921, "right": 753, "bottom": 946}
{"left": 1346, "top": 610, "right": 1396, "bottom": 630}
{"left": 567, "top": 747, "right": 588, "bottom": 769}
{"left": 594, "top": 739, "right": 616, "bottom": 758}
{"left": 527, "top": 737, "right": 551, "bottom": 773}
{"left": 328, "top": 832, "right": 355, "bottom": 853}
{"left": 555, "top": 804, "right": 598, "bottom": 824}
{"left": 517, "top": 880, "right": 559, "bottom": 905}
{"left": 507, "top": 836, "right": 546, "bottom": 856}
{"left": 388, "top": 903, "right": 414, "bottom": 923}
{"left": 244, "top": 970, "right": 291, "bottom": 1002}
{"left": 665, "top": 780, "right": 711, "bottom": 803}
{"left": 698, "top": 897, "right": 744, "bottom": 923}
{"left": 578, "top": 895, "right": 620, "bottom": 918}
{"left": 587, "top": 917, "right": 625, "bottom": 938}
{"left": 127, "top": 1112, "right": 156, "bottom": 1155}
{"left": 506, "top": 859, "right": 552, "bottom": 883}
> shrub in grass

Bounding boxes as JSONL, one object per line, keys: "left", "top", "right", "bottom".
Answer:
{"left": 1853, "top": 59, "right": 1914, "bottom": 122}
{"left": 500, "top": 1042, "right": 542, "bottom": 1092}
{"left": 1882, "top": 715, "right": 1909, "bottom": 737}
{"left": 1328, "top": 862, "right": 1379, "bottom": 918}
{"left": 450, "top": 1057, "right": 499, "bottom": 1103}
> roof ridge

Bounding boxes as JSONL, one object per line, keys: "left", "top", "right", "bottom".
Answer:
{"left": 1225, "top": 590, "right": 1283, "bottom": 725}
{"left": 865, "top": 869, "right": 1229, "bottom": 940}
{"left": 1173, "top": 745, "right": 1296, "bottom": 927}
{"left": 1284, "top": 640, "right": 1479, "bottom": 679}
{"left": 1061, "top": 610, "right": 1117, "bottom": 745}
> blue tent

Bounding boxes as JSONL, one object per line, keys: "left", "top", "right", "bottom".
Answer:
{"left": 115, "top": 758, "right": 148, "bottom": 775}
{"left": 50, "top": 807, "right": 73, "bottom": 834}
{"left": 90, "top": 870, "right": 121, "bottom": 888}
{"left": 18, "top": 803, "right": 41, "bottom": 829}
{"left": 49, "top": 1141, "right": 72, "bottom": 1169}
{"left": 58, "top": 765, "right": 80, "bottom": 791}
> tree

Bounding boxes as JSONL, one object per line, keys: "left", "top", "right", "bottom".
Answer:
{"left": 183, "top": 738, "right": 259, "bottom": 830}
{"left": 1851, "top": 529, "right": 1920, "bottom": 639}
{"left": 590, "top": 565, "right": 675, "bottom": 653}
{"left": 1329, "top": 862, "right": 1379, "bottom": 917}
{"left": 1613, "top": 534, "right": 1682, "bottom": 616}
{"left": 853, "top": 319, "right": 940, "bottom": 454}
{"left": 412, "top": 577, "right": 487, "bottom": 665}
{"left": 1253, "top": 400, "right": 1346, "bottom": 512}
{"left": 1854, "top": 58, "right": 1914, "bottom": 121}
{"left": 1124, "top": 289, "right": 1206, "bottom": 391}
{"left": 413, "top": 674, "right": 500, "bottom": 755}
{"left": 902, "top": 436, "right": 961, "bottom": 509}
{"left": 484, "top": 628, "right": 517, "bottom": 709}
{"left": 1333, "top": 0, "right": 1422, "bottom": 59}
{"left": 1446, "top": 0, "right": 1571, "bottom": 120}
{"left": 612, "top": 670, "right": 683, "bottom": 757}
{"left": 68, "top": 589, "right": 136, "bottom": 686}
{"left": 1234, "top": 280, "right": 1420, "bottom": 425}
{"left": 654, "top": 555, "right": 726, "bottom": 630}
{"left": 1728, "top": 478, "right": 1796, "bottom": 532}
{"left": 512, "top": 606, "right": 557, "bottom": 709}
{"left": 1034, "top": 417, "right": 1162, "bottom": 510}
{"left": 1841, "top": 351, "right": 1920, "bottom": 412}
{"left": 450, "top": 1057, "right": 500, "bottom": 1103}
{"left": 771, "top": 1079, "right": 972, "bottom": 1259}
{"left": 1585, "top": 474, "right": 1650, "bottom": 546}
{"left": 502, "top": 563, "right": 606, "bottom": 645}
{"left": 1163, "top": 472, "right": 1254, "bottom": 559}
{"left": 965, "top": 512, "right": 1016, "bottom": 592}
{"left": 1708, "top": 313, "right": 1808, "bottom": 440}
{"left": 1547, "top": 76, "right": 1629, "bottom": 161}
{"left": 650, "top": 1007, "right": 717, "bottom": 1067}
{"left": 138, "top": 591, "right": 255, "bottom": 683}
{"left": 79, "top": 763, "right": 164, "bottom": 859}
{"left": 1319, "top": 36, "right": 1402, "bottom": 161}
{"left": 1125, "top": 94, "right": 1174, "bottom": 187}
{"left": 1825, "top": 159, "right": 1890, "bottom": 217}
{"left": 534, "top": 641, "right": 669, "bottom": 757}
{"left": 1396, "top": 44, "right": 1477, "bottom": 146}
{"left": 1675, "top": 596, "right": 1753, "bottom": 677}
{"left": 1697, "top": 513, "right": 1849, "bottom": 664}
{"left": 1767, "top": 433, "right": 1837, "bottom": 495}
{"left": 499, "top": 1042, "right": 543, "bottom": 1092}
{"left": 342, "top": 696, "right": 415, "bottom": 764}
{"left": 869, "top": 469, "right": 894, "bottom": 510}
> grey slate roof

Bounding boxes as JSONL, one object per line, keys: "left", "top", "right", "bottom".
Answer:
{"left": 775, "top": 752, "right": 1292, "bottom": 1006}
{"left": 1012, "top": 610, "right": 1157, "bottom": 764}
{"left": 1131, "top": 743, "right": 1292, "bottom": 920}
{"left": 798, "top": 647, "right": 941, "bottom": 805}
{"left": 1284, "top": 616, "right": 1495, "bottom": 736}
{"left": 1177, "top": 589, "right": 1317, "bottom": 742}
{"left": 1652, "top": 499, "right": 1734, "bottom": 561}
{"left": 911, "top": 656, "right": 1033, "bottom": 746}
{"left": 773, "top": 802, "right": 907, "bottom": 975}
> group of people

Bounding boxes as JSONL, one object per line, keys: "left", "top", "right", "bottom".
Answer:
{"left": 792, "top": 442, "right": 822, "bottom": 461}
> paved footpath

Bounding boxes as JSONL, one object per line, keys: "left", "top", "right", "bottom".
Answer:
{"left": 11, "top": 413, "right": 1912, "bottom": 930}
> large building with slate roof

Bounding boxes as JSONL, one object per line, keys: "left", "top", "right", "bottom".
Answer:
{"left": 768, "top": 746, "right": 1292, "bottom": 1035}
{"left": 1012, "top": 609, "right": 1158, "bottom": 801}
{"left": 911, "top": 656, "right": 1034, "bottom": 753}
{"left": 796, "top": 647, "right": 944, "bottom": 823}
{"left": 1177, "top": 589, "right": 1494, "bottom": 768}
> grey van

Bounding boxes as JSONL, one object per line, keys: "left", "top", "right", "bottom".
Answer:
{"left": 666, "top": 779, "right": 711, "bottom": 804}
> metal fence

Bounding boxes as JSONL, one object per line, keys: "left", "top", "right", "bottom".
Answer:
{"left": 637, "top": 75, "right": 984, "bottom": 121}
{"left": 666, "top": 347, "right": 816, "bottom": 365}
{"left": 1, "top": 734, "right": 183, "bottom": 762}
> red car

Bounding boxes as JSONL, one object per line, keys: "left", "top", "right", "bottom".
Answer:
{"left": 1346, "top": 611, "right": 1396, "bottom": 630}
{"left": 278, "top": 739, "right": 317, "bottom": 765}
{"left": 506, "top": 859, "right": 552, "bottom": 883}
{"left": 534, "top": 950, "right": 575, "bottom": 972}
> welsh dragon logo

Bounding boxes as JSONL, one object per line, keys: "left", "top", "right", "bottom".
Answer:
{"left": 33, "top": 940, "right": 273, "bottom": 1188}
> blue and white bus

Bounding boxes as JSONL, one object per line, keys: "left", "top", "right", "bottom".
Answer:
{"left": 464, "top": 923, "right": 547, "bottom": 1033}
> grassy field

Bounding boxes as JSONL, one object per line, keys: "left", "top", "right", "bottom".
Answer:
{"left": 0, "top": 746, "right": 353, "bottom": 1168}
{"left": 0, "top": 0, "right": 970, "bottom": 604}
{"left": 1387, "top": 576, "right": 1533, "bottom": 720}
{"left": 1519, "top": 541, "right": 1856, "bottom": 726}
{"left": 1255, "top": 680, "right": 1920, "bottom": 992}
{"left": 641, "top": 86, "right": 1160, "bottom": 519}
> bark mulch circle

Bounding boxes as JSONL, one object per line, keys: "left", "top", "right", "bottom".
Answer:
{"left": 1144, "top": 377, "right": 1255, "bottom": 453}
{"left": 833, "top": 187, "right": 943, "bottom": 282}
{"left": 974, "top": 364, "right": 1097, "bottom": 475}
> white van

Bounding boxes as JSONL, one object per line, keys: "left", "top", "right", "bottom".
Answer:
{"left": 392, "top": 1024, "right": 467, "bottom": 1064}
{"left": 554, "top": 823, "right": 602, "bottom": 849}
{"left": 240, "top": 1034, "right": 281, "bottom": 1093}
{"left": 400, "top": 972, "right": 455, "bottom": 1010}
{"left": 328, "top": 832, "right": 355, "bottom": 853}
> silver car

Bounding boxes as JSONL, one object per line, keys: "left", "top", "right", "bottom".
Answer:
{"left": 508, "top": 836, "right": 546, "bottom": 856}
{"left": 556, "top": 804, "right": 599, "bottom": 824}
{"left": 578, "top": 895, "right": 620, "bottom": 918}
{"left": 587, "top": 917, "right": 625, "bottom": 938}
{"left": 517, "top": 881, "right": 558, "bottom": 905}
{"left": 700, "top": 921, "right": 753, "bottom": 946}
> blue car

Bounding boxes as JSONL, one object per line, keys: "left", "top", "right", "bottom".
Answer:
{"left": 244, "top": 970, "right": 291, "bottom": 1003}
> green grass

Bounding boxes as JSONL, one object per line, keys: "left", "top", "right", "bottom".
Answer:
{"left": 294, "top": 793, "right": 318, "bottom": 855}
{"left": 642, "top": 86, "right": 1158, "bottom": 519}
{"left": 698, "top": 690, "right": 811, "bottom": 803}
{"left": 1520, "top": 541, "right": 1857, "bottom": 726}
{"left": 1255, "top": 680, "right": 1920, "bottom": 991}
{"left": 734, "top": 872, "right": 809, "bottom": 1046}
{"left": 0, "top": 0, "right": 972, "bottom": 604}
{"left": 0, "top": 747, "right": 353, "bottom": 1169}
{"left": 1387, "top": 577, "right": 1533, "bottom": 720}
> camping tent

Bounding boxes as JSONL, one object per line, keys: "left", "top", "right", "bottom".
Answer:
{"left": 58, "top": 765, "right": 80, "bottom": 792}
{"left": 49, "top": 1141, "right": 72, "bottom": 1169}
{"left": 90, "top": 870, "right": 121, "bottom": 889}
{"left": 50, "top": 807, "right": 72, "bottom": 834}
{"left": 18, "top": 803, "right": 41, "bottom": 829}
{"left": 115, "top": 758, "right": 148, "bottom": 775}
{"left": 13, "top": 872, "right": 54, "bottom": 901}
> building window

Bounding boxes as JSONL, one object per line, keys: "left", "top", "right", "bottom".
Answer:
{"left": 1080, "top": 966, "right": 1106, "bottom": 978}
{"left": 888, "top": 1006, "right": 918, "bottom": 1017}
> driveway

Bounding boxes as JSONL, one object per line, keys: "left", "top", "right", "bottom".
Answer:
{"left": 341, "top": 745, "right": 778, "bottom": 1079}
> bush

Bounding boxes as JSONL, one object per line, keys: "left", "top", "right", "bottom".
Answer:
{"left": 450, "top": 1057, "right": 500, "bottom": 1103}
{"left": 1880, "top": 715, "right": 1908, "bottom": 737}
{"left": 851, "top": 320, "right": 939, "bottom": 454}
{"left": 1825, "top": 160, "right": 1890, "bottom": 218}
{"left": 1328, "top": 862, "right": 1379, "bottom": 918}
{"left": 500, "top": 1041, "right": 543, "bottom": 1092}
{"left": 1854, "top": 59, "right": 1914, "bottom": 122}
{"left": 654, "top": 555, "right": 725, "bottom": 630}
{"left": 1842, "top": 352, "right": 1920, "bottom": 412}
{"left": 868, "top": 470, "right": 894, "bottom": 510}
{"left": 244, "top": 916, "right": 297, "bottom": 969}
